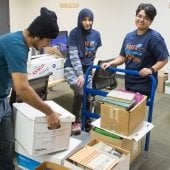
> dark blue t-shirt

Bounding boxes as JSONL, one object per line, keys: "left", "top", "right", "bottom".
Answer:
{"left": 120, "top": 29, "right": 169, "bottom": 94}
{"left": 0, "top": 31, "right": 29, "bottom": 100}
{"left": 64, "top": 27, "right": 102, "bottom": 70}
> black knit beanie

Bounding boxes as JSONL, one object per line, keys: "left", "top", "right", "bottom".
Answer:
{"left": 27, "top": 7, "right": 59, "bottom": 39}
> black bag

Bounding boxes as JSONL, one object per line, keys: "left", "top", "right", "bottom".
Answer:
{"left": 92, "top": 59, "right": 117, "bottom": 90}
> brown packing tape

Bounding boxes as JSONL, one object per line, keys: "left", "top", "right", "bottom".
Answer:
{"left": 109, "top": 106, "right": 119, "bottom": 130}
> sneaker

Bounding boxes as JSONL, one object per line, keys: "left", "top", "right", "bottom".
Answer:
{"left": 71, "top": 122, "right": 81, "bottom": 135}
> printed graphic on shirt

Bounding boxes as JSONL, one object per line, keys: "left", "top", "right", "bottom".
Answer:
{"left": 125, "top": 43, "right": 145, "bottom": 63}
{"left": 85, "top": 40, "right": 97, "bottom": 57}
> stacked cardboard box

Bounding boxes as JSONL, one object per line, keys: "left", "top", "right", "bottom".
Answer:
{"left": 90, "top": 119, "right": 154, "bottom": 163}
{"left": 100, "top": 94, "right": 147, "bottom": 136}
{"left": 14, "top": 101, "right": 75, "bottom": 155}
{"left": 14, "top": 100, "right": 76, "bottom": 169}
{"left": 90, "top": 92, "right": 154, "bottom": 163}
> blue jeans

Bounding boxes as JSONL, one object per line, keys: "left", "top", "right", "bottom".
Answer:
{"left": 0, "top": 98, "right": 14, "bottom": 170}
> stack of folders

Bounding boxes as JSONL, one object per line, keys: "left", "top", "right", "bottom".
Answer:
{"left": 103, "top": 90, "right": 136, "bottom": 111}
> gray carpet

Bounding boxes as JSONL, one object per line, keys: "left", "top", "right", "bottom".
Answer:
{"left": 48, "top": 79, "right": 170, "bottom": 170}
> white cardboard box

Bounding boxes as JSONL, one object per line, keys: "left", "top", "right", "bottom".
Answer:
{"left": 14, "top": 101, "right": 75, "bottom": 156}
{"left": 27, "top": 54, "right": 64, "bottom": 82}
{"left": 15, "top": 137, "right": 81, "bottom": 170}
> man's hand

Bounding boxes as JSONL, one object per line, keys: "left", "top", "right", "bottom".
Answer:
{"left": 46, "top": 112, "right": 61, "bottom": 130}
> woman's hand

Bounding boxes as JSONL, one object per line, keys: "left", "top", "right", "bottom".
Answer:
{"left": 77, "top": 75, "right": 84, "bottom": 87}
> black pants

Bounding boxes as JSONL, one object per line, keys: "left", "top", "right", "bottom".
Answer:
{"left": 0, "top": 98, "right": 15, "bottom": 170}
{"left": 70, "top": 84, "right": 91, "bottom": 129}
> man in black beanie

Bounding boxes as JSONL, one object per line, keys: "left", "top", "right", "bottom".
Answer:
{"left": 0, "top": 7, "right": 60, "bottom": 170}
{"left": 28, "top": 7, "right": 59, "bottom": 40}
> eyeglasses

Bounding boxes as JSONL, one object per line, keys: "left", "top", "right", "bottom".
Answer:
{"left": 136, "top": 14, "right": 151, "bottom": 22}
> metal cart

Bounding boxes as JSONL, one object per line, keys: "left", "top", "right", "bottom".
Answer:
{"left": 82, "top": 65, "right": 156, "bottom": 151}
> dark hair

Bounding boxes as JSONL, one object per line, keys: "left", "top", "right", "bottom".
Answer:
{"left": 136, "top": 3, "right": 157, "bottom": 21}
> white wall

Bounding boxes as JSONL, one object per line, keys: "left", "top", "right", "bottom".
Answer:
{"left": 9, "top": 0, "right": 170, "bottom": 61}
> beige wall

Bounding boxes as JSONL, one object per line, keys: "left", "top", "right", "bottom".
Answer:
{"left": 9, "top": 0, "right": 170, "bottom": 61}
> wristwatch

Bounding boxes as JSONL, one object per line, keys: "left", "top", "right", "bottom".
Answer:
{"left": 150, "top": 67, "right": 155, "bottom": 74}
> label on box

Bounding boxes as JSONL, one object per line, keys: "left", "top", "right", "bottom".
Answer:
{"left": 27, "top": 55, "right": 64, "bottom": 81}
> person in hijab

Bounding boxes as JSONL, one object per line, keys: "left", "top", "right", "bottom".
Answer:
{"left": 64, "top": 8, "right": 102, "bottom": 135}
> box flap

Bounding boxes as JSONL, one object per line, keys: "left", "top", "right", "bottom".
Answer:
{"left": 45, "top": 101, "right": 75, "bottom": 122}
{"left": 31, "top": 55, "right": 56, "bottom": 63}
{"left": 92, "top": 118, "right": 154, "bottom": 141}
{"left": 13, "top": 100, "right": 75, "bottom": 122}
{"left": 13, "top": 103, "right": 45, "bottom": 121}
{"left": 31, "top": 54, "right": 50, "bottom": 59}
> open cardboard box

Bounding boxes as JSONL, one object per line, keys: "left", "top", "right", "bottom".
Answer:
{"left": 35, "top": 161, "right": 70, "bottom": 170}
{"left": 91, "top": 119, "right": 154, "bottom": 163}
{"left": 90, "top": 128, "right": 141, "bottom": 163}
{"left": 100, "top": 95, "right": 147, "bottom": 136}
{"left": 64, "top": 139, "right": 130, "bottom": 170}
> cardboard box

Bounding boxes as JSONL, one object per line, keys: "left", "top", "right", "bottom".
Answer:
{"left": 27, "top": 54, "right": 64, "bottom": 82}
{"left": 91, "top": 119, "right": 154, "bottom": 163}
{"left": 100, "top": 96, "right": 147, "bottom": 136}
{"left": 36, "top": 161, "right": 70, "bottom": 170}
{"left": 64, "top": 139, "right": 130, "bottom": 170}
{"left": 156, "top": 70, "right": 168, "bottom": 93}
{"left": 90, "top": 129, "right": 141, "bottom": 163}
{"left": 15, "top": 137, "right": 81, "bottom": 169}
{"left": 14, "top": 101, "right": 75, "bottom": 155}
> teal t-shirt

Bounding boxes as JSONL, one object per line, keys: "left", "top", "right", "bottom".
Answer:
{"left": 0, "top": 31, "right": 29, "bottom": 100}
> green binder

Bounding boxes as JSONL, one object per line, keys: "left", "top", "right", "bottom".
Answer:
{"left": 93, "top": 127, "right": 122, "bottom": 139}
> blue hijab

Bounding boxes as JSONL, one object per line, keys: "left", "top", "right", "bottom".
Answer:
{"left": 65, "top": 8, "right": 94, "bottom": 68}
{"left": 76, "top": 8, "right": 94, "bottom": 58}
